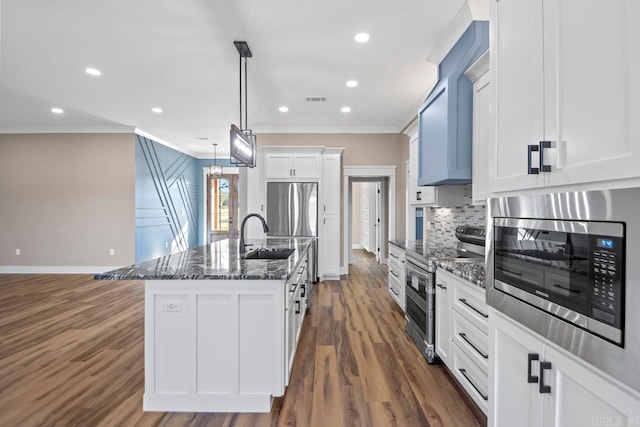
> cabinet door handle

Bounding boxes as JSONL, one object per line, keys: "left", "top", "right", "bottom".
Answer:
{"left": 527, "top": 144, "right": 540, "bottom": 174}
{"left": 539, "top": 361, "right": 552, "bottom": 394}
{"left": 390, "top": 253, "right": 398, "bottom": 259}
{"left": 539, "top": 140, "right": 551, "bottom": 172}
{"left": 389, "top": 270, "right": 399, "bottom": 278}
{"left": 436, "top": 284, "right": 447, "bottom": 290}
{"left": 293, "top": 169, "right": 296, "bottom": 176}
{"left": 458, "top": 298, "right": 488, "bottom": 318}
{"left": 527, "top": 353, "right": 539, "bottom": 383}
{"left": 458, "top": 368, "right": 488, "bottom": 401}
{"left": 289, "top": 169, "right": 293, "bottom": 176}
{"left": 301, "top": 284, "right": 306, "bottom": 298}
{"left": 295, "top": 300, "right": 300, "bottom": 314}
{"left": 458, "top": 333, "right": 488, "bottom": 359}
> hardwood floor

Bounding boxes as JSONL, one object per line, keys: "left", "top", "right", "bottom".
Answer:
{"left": 0, "top": 250, "right": 485, "bottom": 427}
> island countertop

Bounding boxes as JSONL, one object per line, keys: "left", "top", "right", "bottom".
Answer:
{"left": 94, "top": 237, "right": 314, "bottom": 281}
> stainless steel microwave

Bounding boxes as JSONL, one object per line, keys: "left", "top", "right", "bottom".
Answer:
{"left": 487, "top": 189, "right": 640, "bottom": 393}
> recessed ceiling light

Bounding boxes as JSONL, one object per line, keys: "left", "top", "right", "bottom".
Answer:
{"left": 278, "top": 106, "right": 289, "bottom": 113}
{"left": 346, "top": 80, "right": 358, "bottom": 88}
{"left": 51, "top": 107, "right": 64, "bottom": 114}
{"left": 85, "top": 67, "right": 101, "bottom": 76}
{"left": 151, "top": 107, "right": 163, "bottom": 114}
{"left": 355, "top": 33, "right": 370, "bottom": 43}
{"left": 341, "top": 106, "right": 351, "bottom": 113}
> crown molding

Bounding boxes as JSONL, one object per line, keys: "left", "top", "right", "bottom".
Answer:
{"left": 0, "top": 125, "right": 135, "bottom": 134}
{"left": 135, "top": 128, "right": 199, "bottom": 158}
{"left": 253, "top": 126, "right": 400, "bottom": 134}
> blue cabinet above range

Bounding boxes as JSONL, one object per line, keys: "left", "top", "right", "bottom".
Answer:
{"left": 418, "top": 21, "right": 488, "bottom": 186}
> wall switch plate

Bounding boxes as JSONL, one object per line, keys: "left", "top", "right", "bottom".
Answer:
{"left": 165, "top": 241, "right": 169, "bottom": 248}
{"left": 15, "top": 248, "right": 20, "bottom": 256}
{"left": 109, "top": 248, "right": 115, "bottom": 256}
{"left": 162, "top": 300, "right": 181, "bottom": 312}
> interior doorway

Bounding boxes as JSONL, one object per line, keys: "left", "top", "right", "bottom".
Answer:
{"left": 207, "top": 173, "right": 239, "bottom": 243}
{"left": 351, "top": 180, "right": 387, "bottom": 263}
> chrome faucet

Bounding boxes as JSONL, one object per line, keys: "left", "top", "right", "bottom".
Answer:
{"left": 239, "top": 213, "right": 269, "bottom": 255}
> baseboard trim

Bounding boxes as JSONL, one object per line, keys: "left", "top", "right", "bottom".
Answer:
{"left": 0, "top": 266, "right": 122, "bottom": 274}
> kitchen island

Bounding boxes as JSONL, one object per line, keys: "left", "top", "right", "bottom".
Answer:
{"left": 96, "top": 237, "right": 313, "bottom": 413}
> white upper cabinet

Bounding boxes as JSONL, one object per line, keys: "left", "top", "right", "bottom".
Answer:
{"left": 489, "top": 0, "right": 640, "bottom": 193}
{"left": 265, "top": 152, "right": 320, "bottom": 179}
{"left": 321, "top": 155, "right": 340, "bottom": 215}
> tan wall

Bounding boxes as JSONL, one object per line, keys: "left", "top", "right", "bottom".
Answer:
{"left": 351, "top": 182, "right": 362, "bottom": 245}
{"left": 257, "top": 133, "right": 409, "bottom": 244}
{"left": 0, "top": 133, "right": 136, "bottom": 267}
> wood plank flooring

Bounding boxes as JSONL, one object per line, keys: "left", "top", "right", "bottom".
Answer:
{"left": 0, "top": 250, "right": 485, "bottom": 427}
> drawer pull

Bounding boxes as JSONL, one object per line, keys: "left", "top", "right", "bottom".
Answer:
{"left": 295, "top": 300, "right": 300, "bottom": 314}
{"left": 458, "top": 298, "right": 488, "bottom": 318}
{"left": 390, "top": 253, "right": 398, "bottom": 259}
{"left": 528, "top": 353, "right": 539, "bottom": 383}
{"left": 390, "top": 287, "right": 399, "bottom": 296}
{"left": 459, "top": 368, "right": 488, "bottom": 401}
{"left": 390, "top": 270, "right": 399, "bottom": 279}
{"left": 436, "top": 284, "right": 447, "bottom": 290}
{"left": 459, "top": 332, "right": 488, "bottom": 359}
{"left": 301, "top": 284, "right": 306, "bottom": 298}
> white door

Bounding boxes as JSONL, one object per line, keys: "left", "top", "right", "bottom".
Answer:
{"left": 472, "top": 70, "right": 492, "bottom": 204}
{"left": 321, "top": 215, "right": 340, "bottom": 276}
{"left": 490, "top": 312, "right": 544, "bottom": 427}
{"left": 490, "top": 0, "right": 545, "bottom": 192}
{"left": 361, "top": 183, "right": 370, "bottom": 252}
{"left": 374, "top": 182, "right": 382, "bottom": 263}
{"left": 544, "top": 0, "right": 640, "bottom": 188}
{"left": 321, "top": 155, "right": 340, "bottom": 214}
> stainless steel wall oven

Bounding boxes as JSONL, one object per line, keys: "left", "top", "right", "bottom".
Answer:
{"left": 487, "top": 189, "right": 640, "bottom": 392}
{"left": 405, "top": 255, "right": 435, "bottom": 362}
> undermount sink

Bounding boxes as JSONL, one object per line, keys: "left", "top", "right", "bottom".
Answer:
{"left": 243, "top": 248, "right": 295, "bottom": 260}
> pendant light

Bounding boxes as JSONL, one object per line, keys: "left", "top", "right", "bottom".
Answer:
{"left": 208, "top": 143, "right": 223, "bottom": 177}
{"left": 230, "top": 41, "right": 256, "bottom": 167}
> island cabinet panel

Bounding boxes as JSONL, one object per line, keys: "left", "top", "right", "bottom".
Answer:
{"left": 144, "top": 280, "right": 285, "bottom": 413}
{"left": 197, "top": 295, "right": 232, "bottom": 394}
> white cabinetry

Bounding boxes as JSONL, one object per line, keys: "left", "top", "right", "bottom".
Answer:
{"left": 387, "top": 244, "right": 405, "bottom": 310}
{"left": 437, "top": 269, "right": 490, "bottom": 414}
{"left": 490, "top": 0, "right": 640, "bottom": 194}
{"left": 320, "top": 150, "right": 342, "bottom": 279}
{"left": 490, "top": 310, "right": 640, "bottom": 427}
{"left": 465, "top": 51, "right": 492, "bottom": 205}
{"left": 285, "top": 252, "right": 308, "bottom": 383}
{"left": 265, "top": 153, "right": 320, "bottom": 179}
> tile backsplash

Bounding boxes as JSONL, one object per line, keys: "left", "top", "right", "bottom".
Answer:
{"left": 427, "top": 184, "right": 486, "bottom": 247}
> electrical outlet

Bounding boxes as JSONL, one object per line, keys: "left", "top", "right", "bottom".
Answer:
{"left": 109, "top": 248, "right": 115, "bottom": 256}
{"left": 165, "top": 241, "right": 169, "bottom": 249}
{"left": 15, "top": 248, "right": 20, "bottom": 256}
{"left": 162, "top": 300, "right": 181, "bottom": 312}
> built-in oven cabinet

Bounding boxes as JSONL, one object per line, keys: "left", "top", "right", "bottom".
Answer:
{"left": 388, "top": 244, "right": 405, "bottom": 310}
{"left": 489, "top": 310, "right": 640, "bottom": 427}
{"left": 488, "top": 0, "right": 640, "bottom": 195}
{"left": 436, "top": 269, "right": 490, "bottom": 414}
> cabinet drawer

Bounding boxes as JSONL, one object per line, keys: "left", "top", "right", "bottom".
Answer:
{"left": 388, "top": 273, "right": 404, "bottom": 309}
{"left": 453, "top": 312, "right": 489, "bottom": 373}
{"left": 389, "top": 245, "right": 406, "bottom": 263}
{"left": 452, "top": 281, "right": 489, "bottom": 334}
{"left": 452, "top": 342, "right": 489, "bottom": 414}
{"left": 388, "top": 259, "right": 404, "bottom": 282}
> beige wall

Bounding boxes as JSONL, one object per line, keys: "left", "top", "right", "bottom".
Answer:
{"left": 351, "top": 182, "right": 362, "bottom": 246}
{"left": 257, "top": 133, "right": 410, "bottom": 244}
{"left": 0, "top": 133, "right": 136, "bottom": 268}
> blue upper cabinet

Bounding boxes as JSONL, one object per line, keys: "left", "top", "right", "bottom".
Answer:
{"left": 418, "top": 21, "right": 489, "bottom": 186}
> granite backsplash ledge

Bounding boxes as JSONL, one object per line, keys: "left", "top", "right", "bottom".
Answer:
{"left": 427, "top": 184, "right": 486, "bottom": 247}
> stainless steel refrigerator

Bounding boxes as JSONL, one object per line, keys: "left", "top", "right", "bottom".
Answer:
{"left": 266, "top": 182, "right": 318, "bottom": 285}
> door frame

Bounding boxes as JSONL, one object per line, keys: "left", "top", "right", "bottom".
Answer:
{"left": 343, "top": 165, "right": 396, "bottom": 274}
{"left": 201, "top": 167, "right": 239, "bottom": 244}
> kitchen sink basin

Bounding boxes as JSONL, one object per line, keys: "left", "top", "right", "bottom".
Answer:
{"left": 243, "top": 248, "right": 295, "bottom": 260}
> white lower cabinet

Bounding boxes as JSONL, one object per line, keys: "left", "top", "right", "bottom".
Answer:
{"left": 490, "top": 310, "right": 640, "bottom": 427}
{"left": 436, "top": 269, "right": 489, "bottom": 414}
{"left": 388, "top": 244, "right": 406, "bottom": 310}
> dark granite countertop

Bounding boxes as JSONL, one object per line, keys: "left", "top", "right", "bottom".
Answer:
{"left": 389, "top": 239, "right": 485, "bottom": 288}
{"left": 95, "top": 238, "right": 313, "bottom": 281}
{"left": 436, "top": 259, "right": 486, "bottom": 289}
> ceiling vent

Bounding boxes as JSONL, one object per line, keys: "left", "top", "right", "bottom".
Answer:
{"left": 306, "top": 97, "right": 327, "bottom": 102}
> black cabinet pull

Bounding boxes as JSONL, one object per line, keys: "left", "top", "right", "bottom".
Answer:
{"left": 295, "top": 300, "right": 300, "bottom": 314}
{"left": 390, "top": 270, "right": 399, "bottom": 279}
{"left": 527, "top": 353, "right": 539, "bottom": 383}
{"left": 436, "top": 284, "right": 447, "bottom": 290}
{"left": 539, "top": 361, "right": 552, "bottom": 393}
{"left": 459, "top": 368, "right": 488, "bottom": 401}
{"left": 390, "top": 287, "right": 399, "bottom": 296}
{"left": 301, "top": 284, "right": 306, "bottom": 298}
{"left": 458, "top": 298, "right": 488, "bottom": 318}
{"left": 539, "top": 141, "right": 551, "bottom": 172}
{"left": 459, "top": 333, "right": 488, "bottom": 359}
{"left": 528, "top": 144, "right": 540, "bottom": 174}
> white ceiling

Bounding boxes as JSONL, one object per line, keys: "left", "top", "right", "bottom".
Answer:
{"left": 0, "top": 0, "right": 486, "bottom": 158}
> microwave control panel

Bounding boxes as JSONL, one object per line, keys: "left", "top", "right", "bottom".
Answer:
{"left": 590, "top": 235, "right": 624, "bottom": 327}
